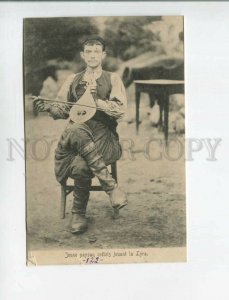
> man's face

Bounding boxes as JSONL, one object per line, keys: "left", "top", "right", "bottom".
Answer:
{"left": 81, "top": 44, "right": 106, "bottom": 68}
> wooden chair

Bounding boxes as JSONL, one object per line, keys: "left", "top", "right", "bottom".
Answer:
{"left": 60, "top": 162, "right": 118, "bottom": 219}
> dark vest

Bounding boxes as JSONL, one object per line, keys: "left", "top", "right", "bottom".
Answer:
{"left": 68, "top": 70, "right": 118, "bottom": 132}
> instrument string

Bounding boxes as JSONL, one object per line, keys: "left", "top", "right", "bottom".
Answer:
{"left": 31, "top": 96, "right": 106, "bottom": 112}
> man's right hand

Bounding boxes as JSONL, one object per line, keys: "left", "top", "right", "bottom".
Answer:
{"left": 33, "top": 98, "right": 50, "bottom": 112}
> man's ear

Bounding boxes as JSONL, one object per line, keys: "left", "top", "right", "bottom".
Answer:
{"left": 102, "top": 51, "right": 106, "bottom": 60}
{"left": 80, "top": 51, "right": 85, "bottom": 60}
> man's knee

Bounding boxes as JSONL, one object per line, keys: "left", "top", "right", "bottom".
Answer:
{"left": 70, "top": 123, "right": 93, "bottom": 140}
{"left": 69, "top": 156, "right": 93, "bottom": 179}
{"left": 68, "top": 123, "right": 95, "bottom": 154}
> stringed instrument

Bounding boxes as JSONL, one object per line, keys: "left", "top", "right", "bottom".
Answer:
{"left": 69, "top": 84, "right": 96, "bottom": 123}
{"left": 32, "top": 81, "right": 104, "bottom": 123}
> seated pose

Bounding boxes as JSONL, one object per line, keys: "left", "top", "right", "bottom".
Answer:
{"left": 34, "top": 36, "right": 128, "bottom": 234}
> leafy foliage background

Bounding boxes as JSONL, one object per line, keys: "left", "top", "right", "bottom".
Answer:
{"left": 24, "top": 16, "right": 161, "bottom": 72}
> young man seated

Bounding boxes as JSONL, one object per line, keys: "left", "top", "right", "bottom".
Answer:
{"left": 34, "top": 36, "right": 128, "bottom": 234}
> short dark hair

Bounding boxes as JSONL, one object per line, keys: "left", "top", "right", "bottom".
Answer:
{"left": 81, "top": 36, "right": 106, "bottom": 51}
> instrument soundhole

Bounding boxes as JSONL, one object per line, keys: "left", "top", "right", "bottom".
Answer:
{"left": 77, "top": 110, "right": 87, "bottom": 116}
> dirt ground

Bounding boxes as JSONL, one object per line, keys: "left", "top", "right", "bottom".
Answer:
{"left": 25, "top": 92, "right": 186, "bottom": 252}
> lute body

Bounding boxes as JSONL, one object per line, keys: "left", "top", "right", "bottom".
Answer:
{"left": 69, "top": 84, "right": 97, "bottom": 123}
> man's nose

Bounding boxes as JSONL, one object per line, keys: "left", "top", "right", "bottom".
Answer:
{"left": 90, "top": 51, "right": 97, "bottom": 58}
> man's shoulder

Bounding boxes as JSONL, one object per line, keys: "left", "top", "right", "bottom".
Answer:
{"left": 109, "top": 72, "right": 123, "bottom": 85}
{"left": 65, "top": 70, "right": 85, "bottom": 84}
{"left": 66, "top": 73, "right": 77, "bottom": 81}
{"left": 71, "top": 70, "right": 85, "bottom": 78}
{"left": 74, "top": 70, "right": 86, "bottom": 76}
{"left": 102, "top": 70, "right": 121, "bottom": 80}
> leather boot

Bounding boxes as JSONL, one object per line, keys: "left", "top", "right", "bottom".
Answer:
{"left": 70, "top": 178, "right": 91, "bottom": 234}
{"left": 108, "top": 184, "right": 128, "bottom": 210}
{"left": 70, "top": 213, "right": 88, "bottom": 234}
{"left": 83, "top": 152, "right": 128, "bottom": 209}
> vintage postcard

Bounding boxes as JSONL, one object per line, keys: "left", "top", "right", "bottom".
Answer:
{"left": 24, "top": 16, "right": 186, "bottom": 265}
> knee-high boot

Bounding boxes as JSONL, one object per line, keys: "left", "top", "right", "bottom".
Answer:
{"left": 70, "top": 178, "right": 91, "bottom": 234}
{"left": 81, "top": 148, "right": 128, "bottom": 210}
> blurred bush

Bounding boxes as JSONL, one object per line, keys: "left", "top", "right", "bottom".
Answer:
{"left": 24, "top": 17, "right": 98, "bottom": 72}
{"left": 102, "top": 56, "right": 122, "bottom": 72}
{"left": 103, "top": 16, "right": 161, "bottom": 61}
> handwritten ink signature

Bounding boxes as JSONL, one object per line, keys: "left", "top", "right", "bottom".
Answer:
{"left": 82, "top": 256, "right": 102, "bottom": 264}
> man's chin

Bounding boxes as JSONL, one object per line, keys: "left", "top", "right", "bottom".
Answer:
{"left": 88, "top": 63, "right": 100, "bottom": 68}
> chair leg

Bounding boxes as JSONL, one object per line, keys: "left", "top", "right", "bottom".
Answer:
{"left": 60, "top": 183, "right": 67, "bottom": 219}
{"left": 111, "top": 162, "right": 120, "bottom": 218}
{"left": 111, "top": 162, "right": 118, "bottom": 183}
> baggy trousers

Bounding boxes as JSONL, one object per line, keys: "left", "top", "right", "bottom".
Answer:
{"left": 54, "top": 119, "right": 122, "bottom": 214}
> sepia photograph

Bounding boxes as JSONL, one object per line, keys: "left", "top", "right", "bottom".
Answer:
{"left": 24, "top": 15, "right": 186, "bottom": 265}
